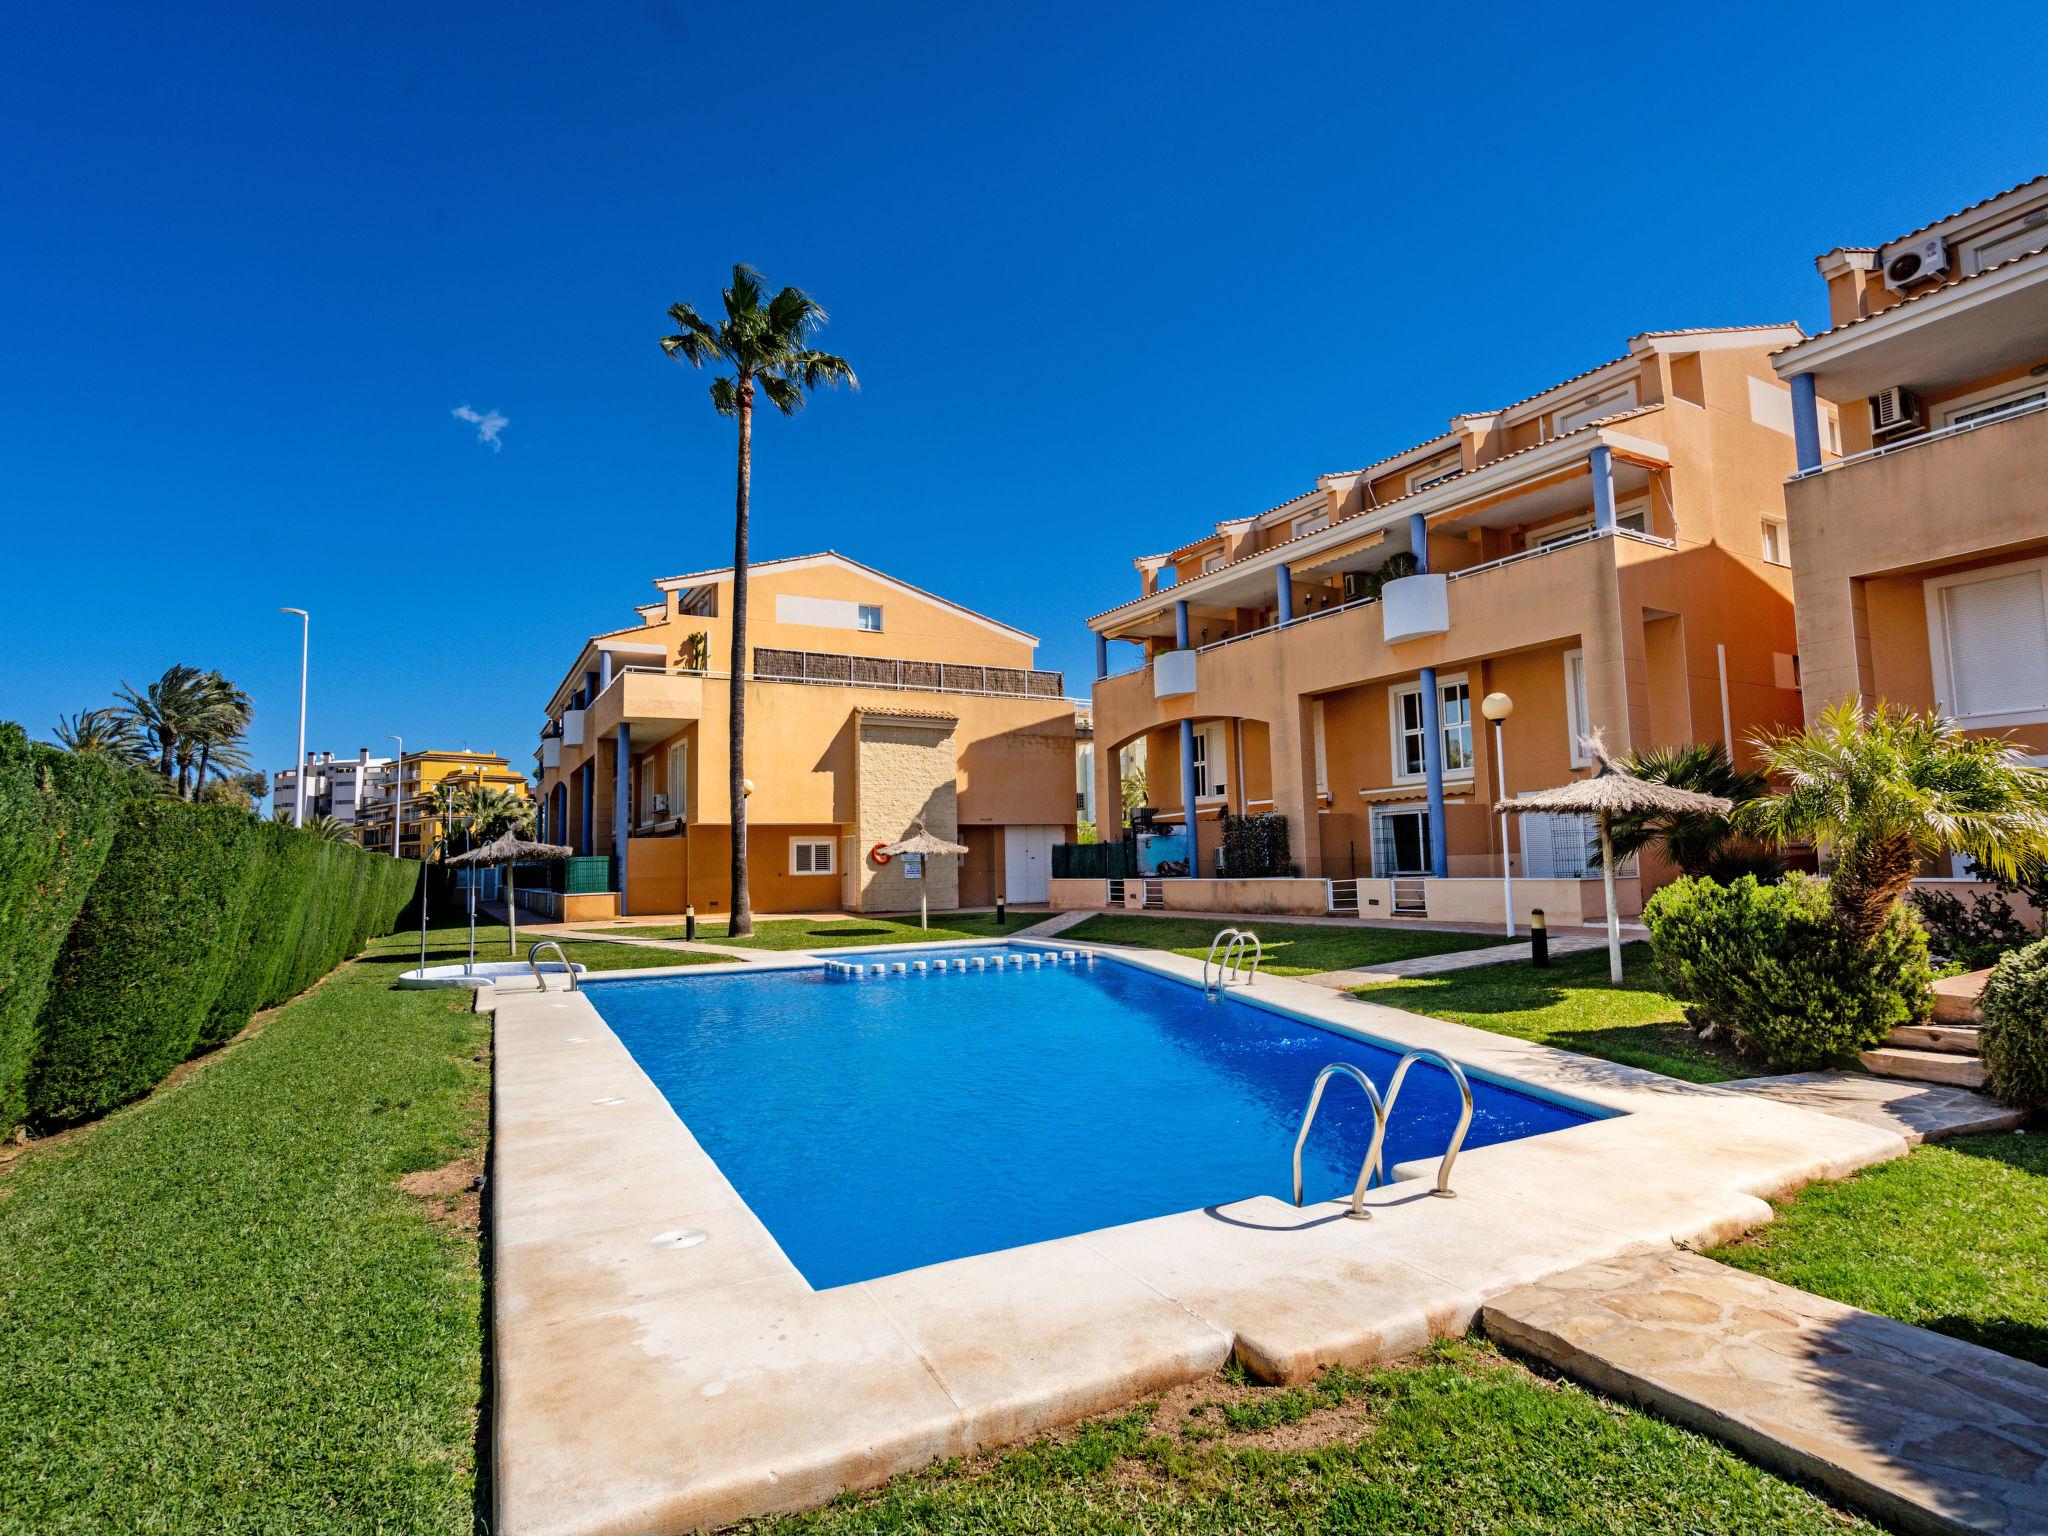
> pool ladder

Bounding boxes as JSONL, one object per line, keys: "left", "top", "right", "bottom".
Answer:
{"left": 1291, "top": 1050, "right": 1473, "bottom": 1219}
{"left": 527, "top": 940, "right": 578, "bottom": 993}
{"left": 1203, "top": 927, "right": 1262, "bottom": 995}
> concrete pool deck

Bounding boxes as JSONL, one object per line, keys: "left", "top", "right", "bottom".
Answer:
{"left": 487, "top": 939, "right": 1912, "bottom": 1536}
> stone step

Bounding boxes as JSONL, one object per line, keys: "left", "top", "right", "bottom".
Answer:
{"left": 1483, "top": 1251, "right": 2048, "bottom": 1536}
{"left": 1858, "top": 1047, "right": 1986, "bottom": 1089}
{"left": 1885, "top": 1023, "right": 1983, "bottom": 1056}
{"left": 1932, "top": 968, "right": 1992, "bottom": 1025}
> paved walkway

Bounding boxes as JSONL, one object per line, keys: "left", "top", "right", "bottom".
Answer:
{"left": 1716, "top": 1072, "right": 2023, "bottom": 1146}
{"left": 1484, "top": 1250, "right": 2048, "bottom": 1536}
{"left": 1301, "top": 926, "right": 1644, "bottom": 989}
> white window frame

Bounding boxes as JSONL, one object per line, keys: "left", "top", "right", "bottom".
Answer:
{"left": 1290, "top": 510, "right": 1330, "bottom": 540}
{"left": 856, "top": 603, "right": 883, "bottom": 632}
{"left": 1552, "top": 380, "right": 1638, "bottom": 436}
{"left": 1310, "top": 699, "right": 1329, "bottom": 797}
{"left": 1922, "top": 556, "right": 2048, "bottom": 729}
{"left": 1190, "top": 721, "right": 1228, "bottom": 799}
{"left": 1760, "top": 515, "right": 1789, "bottom": 566}
{"left": 1520, "top": 811, "right": 1638, "bottom": 879}
{"left": 1405, "top": 448, "right": 1464, "bottom": 494}
{"left": 1532, "top": 498, "right": 1647, "bottom": 549}
{"left": 1201, "top": 553, "right": 1225, "bottom": 574}
{"left": 1389, "top": 673, "right": 1473, "bottom": 784}
{"left": 1564, "top": 649, "right": 1592, "bottom": 767}
{"left": 665, "top": 741, "right": 687, "bottom": 821}
{"left": 637, "top": 754, "right": 660, "bottom": 827}
{"left": 790, "top": 836, "right": 837, "bottom": 876}
{"left": 1369, "top": 803, "right": 1433, "bottom": 877}
{"left": 1937, "top": 377, "right": 2048, "bottom": 429}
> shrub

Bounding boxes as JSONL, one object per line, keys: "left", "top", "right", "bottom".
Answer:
{"left": 0, "top": 725, "right": 135, "bottom": 1129}
{"left": 1645, "top": 872, "right": 1933, "bottom": 1070}
{"left": 1913, "top": 869, "right": 2046, "bottom": 971}
{"left": 1220, "top": 812, "right": 1291, "bottom": 878}
{"left": 1981, "top": 938, "right": 2048, "bottom": 1111}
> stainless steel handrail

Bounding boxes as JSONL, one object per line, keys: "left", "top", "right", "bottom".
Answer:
{"left": 1359, "top": 1050, "right": 1473, "bottom": 1199}
{"left": 1203, "top": 927, "right": 1262, "bottom": 994}
{"left": 1292, "top": 1063, "right": 1388, "bottom": 1219}
{"left": 527, "top": 940, "right": 578, "bottom": 993}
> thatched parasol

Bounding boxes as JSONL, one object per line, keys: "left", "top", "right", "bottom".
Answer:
{"left": 877, "top": 822, "right": 970, "bottom": 931}
{"left": 447, "top": 832, "right": 574, "bottom": 959}
{"left": 1495, "top": 733, "right": 1732, "bottom": 983}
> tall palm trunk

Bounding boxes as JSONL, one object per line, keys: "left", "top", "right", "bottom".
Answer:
{"left": 159, "top": 730, "right": 177, "bottom": 786}
{"left": 728, "top": 374, "right": 754, "bottom": 936}
{"left": 195, "top": 742, "right": 211, "bottom": 800}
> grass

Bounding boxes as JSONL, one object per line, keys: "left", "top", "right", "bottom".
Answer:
{"left": 0, "top": 918, "right": 489, "bottom": 1536}
{"left": 1058, "top": 914, "right": 1505, "bottom": 977}
{"left": 419, "top": 921, "right": 724, "bottom": 970}
{"left": 1350, "top": 943, "right": 1748, "bottom": 1083}
{"left": 1712, "top": 1130, "right": 2048, "bottom": 1367}
{"left": 737, "top": 1339, "right": 1873, "bottom": 1534}
{"left": 596, "top": 912, "right": 1036, "bottom": 949}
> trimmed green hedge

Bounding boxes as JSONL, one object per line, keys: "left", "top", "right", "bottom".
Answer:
{"left": 1, "top": 728, "right": 419, "bottom": 1131}
{"left": 0, "top": 726, "right": 134, "bottom": 1130}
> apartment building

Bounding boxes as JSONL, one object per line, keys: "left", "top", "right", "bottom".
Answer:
{"left": 1082, "top": 325, "right": 1812, "bottom": 924}
{"left": 271, "top": 748, "right": 391, "bottom": 826}
{"left": 354, "top": 749, "right": 530, "bottom": 859}
{"left": 1772, "top": 176, "right": 2048, "bottom": 793}
{"left": 533, "top": 552, "right": 1077, "bottom": 918}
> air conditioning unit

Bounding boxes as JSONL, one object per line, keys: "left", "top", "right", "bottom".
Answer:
{"left": 1883, "top": 236, "right": 1950, "bottom": 294}
{"left": 651, "top": 793, "right": 669, "bottom": 815}
{"left": 1868, "top": 386, "right": 1923, "bottom": 438}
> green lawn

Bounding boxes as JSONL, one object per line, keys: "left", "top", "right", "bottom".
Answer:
{"left": 1058, "top": 914, "right": 1505, "bottom": 977}
{"left": 1351, "top": 944, "right": 1748, "bottom": 1083}
{"left": 0, "top": 919, "right": 489, "bottom": 1535}
{"left": 412, "top": 923, "right": 724, "bottom": 970}
{"left": 597, "top": 912, "right": 1036, "bottom": 949}
{"left": 1711, "top": 1131, "right": 2048, "bottom": 1367}
{"left": 739, "top": 1339, "right": 1871, "bottom": 1534}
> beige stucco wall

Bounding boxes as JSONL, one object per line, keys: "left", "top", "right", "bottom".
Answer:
{"left": 1157, "top": 877, "right": 1330, "bottom": 916}
{"left": 851, "top": 715, "right": 961, "bottom": 913}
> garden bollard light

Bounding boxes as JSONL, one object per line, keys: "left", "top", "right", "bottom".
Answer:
{"left": 1530, "top": 908, "right": 1549, "bottom": 967}
{"left": 996, "top": 895, "right": 1007, "bottom": 927}
{"left": 685, "top": 905, "right": 697, "bottom": 942}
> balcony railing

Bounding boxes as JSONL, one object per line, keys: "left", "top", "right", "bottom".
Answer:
{"left": 751, "top": 647, "right": 1066, "bottom": 699}
{"left": 1791, "top": 392, "right": 2048, "bottom": 480}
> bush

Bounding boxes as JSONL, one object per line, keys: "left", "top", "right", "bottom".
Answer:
{"left": 1220, "top": 812, "right": 1291, "bottom": 878}
{"left": 0, "top": 725, "right": 135, "bottom": 1129}
{"left": 1645, "top": 872, "right": 1933, "bottom": 1070}
{"left": 1913, "top": 871, "right": 2046, "bottom": 970}
{"left": 1981, "top": 938, "right": 2048, "bottom": 1110}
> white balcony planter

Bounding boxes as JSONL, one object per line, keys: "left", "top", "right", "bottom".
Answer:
{"left": 541, "top": 738, "right": 561, "bottom": 770}
{"left": 1381, "top": 573, "right": 1449, "bottom": 643}
{"left": 1153, "top": 649, "right": 1197, "bottom": 698}
{"left": 562, "top": 709, "right": 586, "bottom": 747}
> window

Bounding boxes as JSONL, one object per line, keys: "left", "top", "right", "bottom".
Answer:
{"left": 665, "top": 742, "right": 687, "bottom": 821}
{"left": 638, "top": 754, "right": 659, "bottom": 826}
{"left": 857, "top": 604, "right": 883, "bottom": 632}
{"left": 1552, "top": 381, "right": 1638, "bottom": 436}
{"left": 1310, "top": 699, "right": 1329, "bottom": 797}
{"left": 790, "top": 836, "right": 837, "bottom": 876}
{"left": 1370, "top": 806, "right": 1432, "bottom": 876}
{"left": 1925, "top": 559, "right": 2048, "bottom": 726}
{"left": 1391, "top": 676, "right": 1471, "bottom": 780}
{"left": 1405, "top": 448, "right": 1463, "bottom": 494}
{"left": 1564, "top": 649, "right": 1591, "bottom": 766}
{"left": 1760, "top": 516, "right": 1789, "bottom": 565}
{"left": 1201, "top": 553, "right": 1225, "bottom": 574}
{"left": 1521, "top": 813, "right": 1634, "bottom": 879}
{"left": 1961, "top": 209, "right": 2048, "bottom": 274}
{"left": 1531, "top": 500, "right": 1647, "bottom": 550}
{"left": 1941, "top": 381, "right": 2048, "bottom": 429}
{"left": 1191, "top": 722, "right": 1227, "bottom": 798}
{"left": 1290, "top": 509, "right": 1330, "bottom": 540}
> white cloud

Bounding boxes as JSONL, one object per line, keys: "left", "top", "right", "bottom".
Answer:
{"left": 451, "top": 403, "right": 509, "bottom": 451}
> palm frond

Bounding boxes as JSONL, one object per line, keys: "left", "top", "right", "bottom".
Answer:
{"left": 755, "top": 373, "right": 803, "bottom": 416}
{"left": 708, "top": 375, "right": 739, "bottom": 416}
{"left": 722, "top": 263, "right": 765, "bottom": 323}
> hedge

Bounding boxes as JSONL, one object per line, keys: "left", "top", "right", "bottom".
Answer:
{"left": 0, "top": 726, "right": 134, "bottom": 1130}
{"left": 4, "top": 741, "right": 419, "bottom": 1130}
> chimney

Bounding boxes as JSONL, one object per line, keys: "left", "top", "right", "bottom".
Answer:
{"left": 359, "top": 746, "right": 370, "bottom": 764}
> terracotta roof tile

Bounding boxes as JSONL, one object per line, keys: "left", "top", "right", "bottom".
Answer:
{"left": 1772, "top": 244, "right": 2048, "bottom": 357}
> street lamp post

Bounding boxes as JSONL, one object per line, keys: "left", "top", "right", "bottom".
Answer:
{"left": 1481, "top": 692, "right": 1515, "bottom": 937}
{"left": 280, "top": 608, "right": 309, "bottom": 826}
{"left": 387, "top": 736, "right": 404, "bottom": 859}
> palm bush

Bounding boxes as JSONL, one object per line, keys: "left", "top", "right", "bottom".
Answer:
{"left": 1744, "top": 703, "right": 2048, "bottom": 949}
{"left": 1605, "top": 742, "right": 1778, "bottom": 880}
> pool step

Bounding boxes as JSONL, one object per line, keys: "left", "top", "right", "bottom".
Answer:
{"left": 1857, "top": 1046, "right": 1986, "bottom": 1089}
{"left": 1141, "top": 878, "right": 1166, "bottom": 910}
{"left": 823, "top": 950, "right": 1092, "bottom": 980}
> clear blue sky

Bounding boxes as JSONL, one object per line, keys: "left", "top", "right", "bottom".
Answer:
{"left": 4, "top": 2, "right": 2044, "bottom": 788}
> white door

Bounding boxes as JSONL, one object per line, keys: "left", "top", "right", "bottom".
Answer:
{"left": 1003, "top": 825, "right": 1058, "bottom": 904}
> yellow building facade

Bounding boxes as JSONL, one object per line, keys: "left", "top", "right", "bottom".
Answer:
{"left": 1084, "top": 325, "right": 1813, "bottom": 923}
{"left": 356, "top": 749, "right": 530, "bottom": 860}
{"left": 534, "top": 552, "right": 1078, "bottom": 918}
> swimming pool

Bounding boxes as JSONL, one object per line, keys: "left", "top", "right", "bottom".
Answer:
{"left": 587, "top": 946, "right": 1598, "bottom": 1289}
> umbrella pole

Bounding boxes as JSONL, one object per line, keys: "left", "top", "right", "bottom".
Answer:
{"left": 1598, "top": 816, "right": 1623, "bottom": 985}
{"left": 508, "top": 863, "right": 518, "bottom": 957}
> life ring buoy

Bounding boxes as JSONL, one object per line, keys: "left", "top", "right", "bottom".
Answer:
{"left": 869, "top": 842, "right": 893, "bottom": 866}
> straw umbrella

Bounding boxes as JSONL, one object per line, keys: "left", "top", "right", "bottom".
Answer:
{"left": 877, "top": 821, "right": 970, "bottom": 931}
{"left": 1494, "top": 732, "right": 1732, "bottom": 984}
{"left": 446, "top": 831, "right": 574, "bottom": 961}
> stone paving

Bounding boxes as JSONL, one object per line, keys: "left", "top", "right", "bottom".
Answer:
{"left": 1483, "top": 1249, "right": 2048, "bottom": 1536}
{"left": 1301, "top": 926, "right": 1639, "bottom": 989}
{"left": 1718, "top": 1072, "right": 2024, "bottom": 1145}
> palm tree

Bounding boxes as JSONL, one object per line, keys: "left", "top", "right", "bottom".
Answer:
{"left": 660, "top": 265, "right": 855, "bottom": 935}
{"left": 182, "top": 672, "right": 253, "bottom": 799}
{"left": 116, "top": 663, "right": 209, "bottom": 787}
{"left": 52, "top": 707, "right": 147, "bottom": 761}
{"left": 1604, "top": 742, "right": 1775, "bottom": 879}
{"left": 466, "top": 785, "right": 536, "bottom": 842}
{"left": 301, "top": 813, "right": 357, "bottom": 845}
{"left": 1743, "top": 702, "right": 2048, "bottom": 947}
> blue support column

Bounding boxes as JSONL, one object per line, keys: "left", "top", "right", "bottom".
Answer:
{"left": 579, "top": 766, "right": 593, "bottom": 855}
{"left": 1094, "top": 632, "right": 1108, "bottom": 679}
{"left": 1589, "top": 445, "right": 1617, "bottom": 531}
{"left": 1418, "top": 666, "right": 1449, "bottom": 879}
{"left": 613, "top": 725, "right": 632, "bottom": 898}
{"left": 1275, "top": 563, "right": 1294, "bottom": 625}
{"left": 598, "top": 651, "right": 615, "bottom": 690}
{"left": 1790, "top": 373, "right": 1822, "bottom": 473}
{"left": 1178, "top": 716, "right": 1199, "bottom": 878}
{"left": 1174, "top": 599, "right": 1190, "bottom": 649}
{"left": 1408, "top": 512, "right": 1430, "bottom": 573}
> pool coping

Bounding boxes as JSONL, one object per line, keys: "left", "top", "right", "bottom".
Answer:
{"left": 488, "top": 938, "right": 1910, "bottom": 1536}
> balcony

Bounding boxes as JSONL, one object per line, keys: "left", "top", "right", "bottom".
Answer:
{"left": 561, "top": 708, "right": 586, "bottom": 747}
{"left": 587, "top": 668, "right": 706, "bottom": 749}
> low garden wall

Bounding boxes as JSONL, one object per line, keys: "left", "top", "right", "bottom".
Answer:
{"left": 0, "top": 724, "right": 418, "bottom": 1132}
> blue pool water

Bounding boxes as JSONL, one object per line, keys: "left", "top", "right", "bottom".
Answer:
{"left": 588, "top": 949, "right": 1597, "bottom": 1289}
